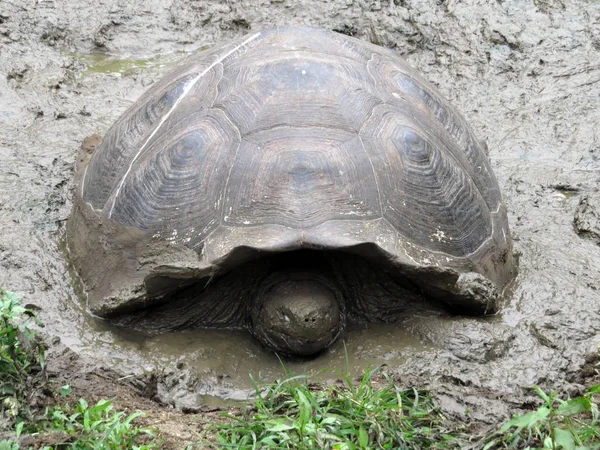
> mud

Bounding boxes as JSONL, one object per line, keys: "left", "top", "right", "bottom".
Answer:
{"left": 0, "top": 0, "right": 599, "bottom": 427}
{"left": 575, "top": 189, "right": 600, "bottom": 244}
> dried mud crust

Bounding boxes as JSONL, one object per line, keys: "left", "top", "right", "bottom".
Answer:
{"left": 574, "top": 190, "right": 600, "bottom": 245}
{"left": 0, "top": 0, "right": 599, "bottom": 433}
{"left": 568, "top": 350, "right": 600, "bottom": 390}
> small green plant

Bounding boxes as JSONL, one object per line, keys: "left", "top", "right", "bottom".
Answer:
{"left": 212, "top": 365, "right": 459, "bottom": 449}
{"left": 0, "top": 290, "right": 158, "bottom": 448}
{"left": 482, "top": 384, "right": 600, "bottom": 450}
{"left": 39, "top": 398, "right": 158, "bottom": 449}
{"left": 0, "top": 439, "right": 19, "bottom": 450}
{"left": 0, "top": 288, "right": 45, "bottom": 421}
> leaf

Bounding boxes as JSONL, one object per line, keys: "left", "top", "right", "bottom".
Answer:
{"left": 345, "top": 440, "right": 357, "bottom": 450}
{"left": 532, "top": 386, "right": 551, "bottom": 405}
{"left": 298, "top": 390, "right": 312, "bottom": 430}
{"left": 556, "top": 397, "right": 591, "bottom": 416}
{"left": 266, "top": 422, "right": 295, "bottom": 432}
{"left": 38, "top": 347, "right": 45, "bottom": 370}
{"left": 15, "top": 421, "right": 23, "bottom": 438}
{"left": 88, "top": 398, "right": 112, "bottom": 418}
{"left": 553, "top": 428, "right": 575, "bottom": 450}
{"left": 358, "top": 426, "right": 368, "bottom": 448}
{"left": 123, "top": 411, "right": 145, "bottom": 426}
{"left": 78, "top": 398, "right": 88, "bottom": 411}
{"left": 83, "top": 408, "right": 90, "bottom": 431}
{"left": 60, "top": 385, "right": 72, "bottom": 397}
{"left": 586, "top": 385, "right": 600, "bottom": 395}
{"left": 482, "top": 440, "right": 498, "bottom": 450}
{"left": 500, "top": 408, "right": 551, "bottom": 432}
{"left": 98, "top": 415, "right": 123, "bottom": 447}
{"left": 0, "top": 440, "right": 18, "bottom": 450}
{"left": 321, "top": 416, "right": 341, "bottom": 427}
{"left": 259, "top": 435, "right": 280, "bottom": 445}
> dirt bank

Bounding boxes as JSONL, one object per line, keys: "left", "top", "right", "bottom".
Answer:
{"left": 1, "top": 0, "right": 599, "bottom": 429}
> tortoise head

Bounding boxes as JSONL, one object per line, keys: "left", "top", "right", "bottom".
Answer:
{"left": 250, "top": 272, "right": 343, "bottom": 356}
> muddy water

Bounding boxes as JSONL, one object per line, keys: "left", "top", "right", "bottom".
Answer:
{"left": 1, "top": 0, "right": 599, "bottom": 421}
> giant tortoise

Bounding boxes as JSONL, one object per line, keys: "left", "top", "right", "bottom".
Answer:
{"left": 68, "top": 26, "right": 516, "bottom": 356}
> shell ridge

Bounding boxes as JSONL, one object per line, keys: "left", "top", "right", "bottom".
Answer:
{"left": 226, "top": 50, "right": 368, "bottom": 69}
{"left": 84, "top": 69, "right": 209, "bottom": 209}
{"left": 357, "top": 134, "right": 383, "bottom": 216}
{"left": 381, "top": 90, "right": 485, "bottom": 210}
{"left": 368, "top": 102, "right": 493, "bottom": 242}
{"left": 215, "top": 107, "right": 244, "bottom": 227}
{"left": 244, "top": 123, "right": 357, "bottom": 139}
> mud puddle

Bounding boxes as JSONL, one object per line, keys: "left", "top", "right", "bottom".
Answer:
{"left": 1, "top": 0, "right": 599, "bottom": 425}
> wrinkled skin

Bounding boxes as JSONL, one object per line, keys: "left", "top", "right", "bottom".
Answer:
{"left": 1, "top": 0, "right": 599, "bottom": 423}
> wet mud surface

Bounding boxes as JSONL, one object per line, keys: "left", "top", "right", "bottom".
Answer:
{"left": 1, "top": 0, "right": 599, "bottom": 427}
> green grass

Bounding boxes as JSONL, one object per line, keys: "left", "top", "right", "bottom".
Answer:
{"left": 482, "top": 385, "right": 600, "bottom": 450}
{"left": 0, "top": 395, "right": 160, "bottom": 449}
{"left": 0, "top": 288, "right": 45, "bottom": 422}
{"left": 210, "top": 358, "right": 600, "bottom": 450}
{"left": 0, "top": 289, "right": 159, "bottom": 450}
{"left": 212, "top": 365, "right": 461, "bottom": 449}
{"left": 35, "top": 397, "right": 158, "bottom": 449}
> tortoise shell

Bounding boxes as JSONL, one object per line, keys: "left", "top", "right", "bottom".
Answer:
{"left": 68, "top": 26, "right": 515, "bottom": 351}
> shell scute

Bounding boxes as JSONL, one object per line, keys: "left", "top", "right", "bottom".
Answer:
{"left": 107, "top": 107, "right": 241, "bottom": 250}
{"left": 222, "top": 130, "right": 381, "bottom": 228}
